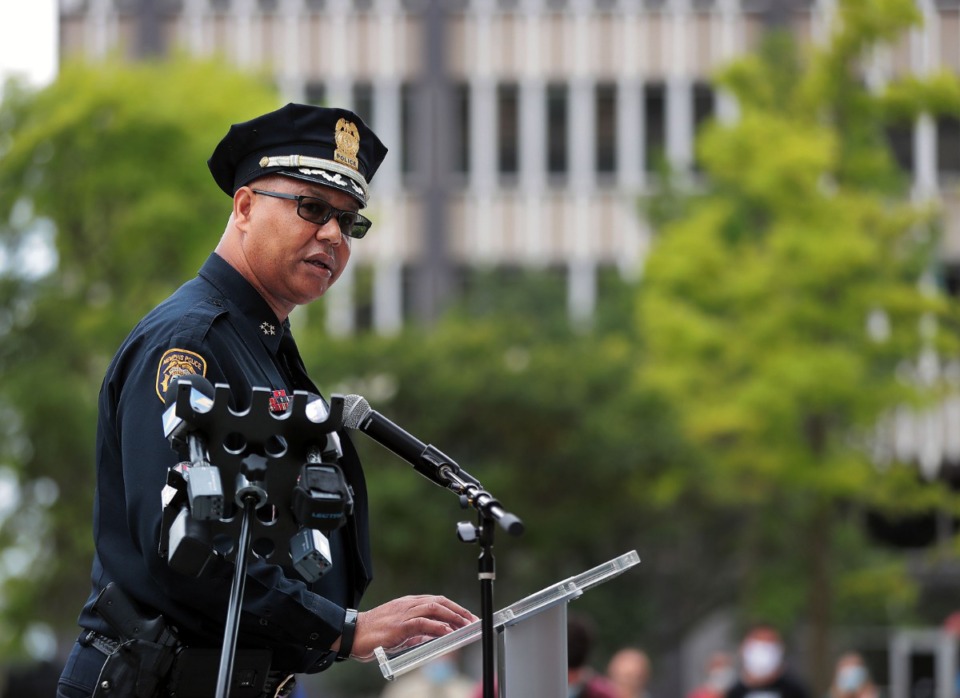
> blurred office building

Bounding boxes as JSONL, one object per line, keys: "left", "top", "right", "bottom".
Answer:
{"left": 55, "top": 0, "right": 960, "bottom": 331}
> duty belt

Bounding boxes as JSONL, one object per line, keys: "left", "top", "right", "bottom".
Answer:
{"left": 81, "top": 631, "right": 296, "bottom": 698}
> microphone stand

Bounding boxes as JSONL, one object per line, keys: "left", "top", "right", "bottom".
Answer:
{"left": 429, "top": 454, "right": 524, "bottom": 698}
{"left": 477, "top": 512, "right": 496, "bottom": 698}
{"left": 216, "top": 493, "right": 255, "bottom": 697}
{"left": 216, "top": 457, "right": 269, "bottom": 698}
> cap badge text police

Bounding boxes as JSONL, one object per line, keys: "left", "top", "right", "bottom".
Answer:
{"left": 334, "top": 118, "right": 361, "bottom": 171}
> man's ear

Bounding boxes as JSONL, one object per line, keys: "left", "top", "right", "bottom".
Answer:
{"left": 233, "top": 187, "right": 255, "bottom": 228}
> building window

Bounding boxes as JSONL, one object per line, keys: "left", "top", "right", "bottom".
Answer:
{"left": 644, "top": 82, "right": 666, "bottom": 172}
{"left": 353, "top": 265, "right": 375, "bottom": 333}
{"left": 942, "top": 262, "right": 960, "bottom": 298}
{"left": 596, "top": 82, "right": 617, "bottom": 176}
{"left": 305, "top": 82, "right": 325, "bottom": 107}
{"left": 693, "top": 82, "right": 715, "bottom": 171}
{"left": 401, "top": 82, "right": 417, "bottom": 179}
{"left": 352, "top": 82, "right": 375, "bottom": 126}
{"left": 885, "top": 121, "right": 914, "bottom": 172}
{"left": 938, "top": 116, "right": 960, "bottom": 177}
{"left": 547, "top": 83, "right": 569, "bottom": 178}
{"left": 497, "top": 83, "right": 520, "bottom": 176}
{"left": 451, "top": 82, "right": 471, "bottom": 176}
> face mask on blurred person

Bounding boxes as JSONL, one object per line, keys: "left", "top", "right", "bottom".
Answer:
{"left": 742, "top": 640, "right": 783, "bottom": 679}
{"left": 837, "top": 665, "right": 866, "bottom": 692}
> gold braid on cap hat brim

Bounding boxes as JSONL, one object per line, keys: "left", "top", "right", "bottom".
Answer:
{"left": 258, "top": 154, "right": 369, "bottom": 201}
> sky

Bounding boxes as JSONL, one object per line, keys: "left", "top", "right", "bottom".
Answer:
{"left": 0, "top": 0, "right": 59, "bottom": 274}
{"left": 0, "top": 0, "right": 58, "bottom": 96}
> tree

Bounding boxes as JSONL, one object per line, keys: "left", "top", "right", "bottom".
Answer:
{"left": 0, "top": 58, "right": 278, "bottom": 657}
{"left": 292, "top": 293, "right": 715, "bottom": 692}
{"left": 637, "top": 0, "right": 960, "bottom": 690}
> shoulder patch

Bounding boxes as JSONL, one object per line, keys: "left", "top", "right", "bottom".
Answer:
{"left": 156, "top": 348, "right": 208, "bottom": 403}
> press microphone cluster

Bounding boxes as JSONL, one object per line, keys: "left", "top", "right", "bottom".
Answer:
{"left": 158, "top": 375, "right": 353, "bottom": 581}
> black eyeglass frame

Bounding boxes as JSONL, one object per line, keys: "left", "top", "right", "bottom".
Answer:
{"left": 251, "top": 189, "right": 373, "bottom": 239}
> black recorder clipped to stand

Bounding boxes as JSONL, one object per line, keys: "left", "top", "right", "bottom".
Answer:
{"left": 155, "top": 374, "right": 353, "bottom": 698}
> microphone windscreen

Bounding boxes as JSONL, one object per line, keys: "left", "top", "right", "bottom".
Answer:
{"left": 342, "top": 394, "right": 371, "bottom": 429}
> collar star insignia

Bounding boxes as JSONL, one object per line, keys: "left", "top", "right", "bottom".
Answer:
{"left": 260, "top": 321, "right": 276, "bottom": 336}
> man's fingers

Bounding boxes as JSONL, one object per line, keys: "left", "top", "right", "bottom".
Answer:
{"left": 350, "top": 595, "right": 478, "bottom": 661}
{"left": 409, "top": 597, "right": 478, "bottom": 627}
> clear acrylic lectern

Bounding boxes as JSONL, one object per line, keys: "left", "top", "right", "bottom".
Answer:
{"left": 374, "top": 550, "right": 640, "bottom": 697}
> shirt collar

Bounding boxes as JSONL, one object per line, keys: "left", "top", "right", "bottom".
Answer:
{"left": 197, "top": 252, "right": 289, "bottom": 354}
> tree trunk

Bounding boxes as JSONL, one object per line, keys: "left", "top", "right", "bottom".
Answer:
{"left": 806, "top": 497, "right": 833, "bottom": 695}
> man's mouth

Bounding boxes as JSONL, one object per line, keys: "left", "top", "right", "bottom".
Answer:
{"left": 306, "top": 257, "right": 334, "bottom": 274}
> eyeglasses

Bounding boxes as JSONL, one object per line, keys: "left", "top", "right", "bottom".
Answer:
{"left": 251, "top": 189, "right": 373, "bottom": 239}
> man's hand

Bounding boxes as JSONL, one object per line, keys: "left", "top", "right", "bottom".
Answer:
{"left": 341, "top": 595, "right": 478, "bottom": 661}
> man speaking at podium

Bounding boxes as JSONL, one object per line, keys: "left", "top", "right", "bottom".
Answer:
{"left": 57, "top": 103, "right": 476, "bottom": 698}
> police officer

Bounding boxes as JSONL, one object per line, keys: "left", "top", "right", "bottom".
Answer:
{"left": 57, "top": 104, "right": 477, "bottom": 698}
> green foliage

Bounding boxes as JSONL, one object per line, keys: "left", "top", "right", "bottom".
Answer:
{"left": 294, "top": 300, "right": 729, "bottom": 676}
{"left": 0, "top": 59, "right": 279, "bottom": 657}
{"left": 638, "top": 0, "right": 960, "bottom": 686}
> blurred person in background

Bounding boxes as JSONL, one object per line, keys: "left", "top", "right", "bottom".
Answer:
{"left": 725, "top": 623, "right": 809, "bottom": 698}
{"left": 568, "top": 613, "right": 618, "bottom": 698}
{"left": 606, "top": 646, "right": 652, "bottom": 698}
{"left": 687, "top": 651, "right": 736, "bottom": 698}
{"left": 826, "top": 653, "right": 877, "bottom": 698}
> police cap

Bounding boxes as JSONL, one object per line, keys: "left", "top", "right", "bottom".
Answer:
{"left": 207, "top": 103, "right": 388, "bottom": 209}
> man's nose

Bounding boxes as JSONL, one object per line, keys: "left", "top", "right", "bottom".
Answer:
{"left": 315, "top": 216, "right": 344, "bottom": 245}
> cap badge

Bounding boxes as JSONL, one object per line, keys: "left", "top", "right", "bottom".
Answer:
{"left": 334, "top": 118, "right": 361, "bottom": 171}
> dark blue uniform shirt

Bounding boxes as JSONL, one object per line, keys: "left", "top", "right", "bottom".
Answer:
{"left": 76, "top": 253, "right": 372, "bottom": 674}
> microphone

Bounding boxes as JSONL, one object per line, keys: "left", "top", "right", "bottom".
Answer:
{"left": 304, "top": 393, "right": 343, "bottom": 461}
{"left": 161, "top": 374, "right": 223, "bottom": 521}
{"left": 343, "top": 394, "right": 524, "bottom": 535}
{"left": 162, "top": 374, "right": 216, "bottom": 455}
{"left": 342, "top": 394, "right": 479, "bottom": 489}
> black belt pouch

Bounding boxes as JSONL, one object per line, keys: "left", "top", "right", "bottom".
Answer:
{"left": 92, "top": 639, "right": 175, "bottom": 698}
{"left": 166, "top": 648, "right": 273, "bottom": 698}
